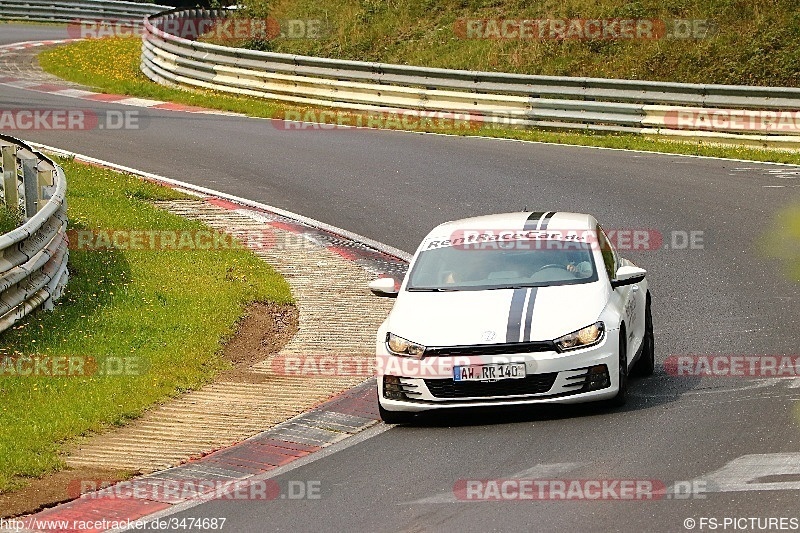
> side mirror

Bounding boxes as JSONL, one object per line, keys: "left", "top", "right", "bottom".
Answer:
{"left": 369, "top": 277, "right": 399, "bottom": 297}
{"left": 611, "top": 265, "right": 646, "bottom": 289}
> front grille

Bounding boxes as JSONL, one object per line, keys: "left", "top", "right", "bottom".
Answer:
{"left": 424, "top": 372, "right": 558, "bottom": 399}
{"left": 424, "top": 341, "right": 556, "bottom": 357}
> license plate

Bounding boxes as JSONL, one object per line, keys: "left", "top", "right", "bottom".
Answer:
{"left": 453, "top": 363, "right": 526, "bottom": 382}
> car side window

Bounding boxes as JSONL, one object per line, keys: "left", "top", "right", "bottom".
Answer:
{"left": 596, "top": 225, "right": 617, "bottom": 281}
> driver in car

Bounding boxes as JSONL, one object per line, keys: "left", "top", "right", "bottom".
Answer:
{"left": 564, "top": 251, "right": 593, "bottom": 278}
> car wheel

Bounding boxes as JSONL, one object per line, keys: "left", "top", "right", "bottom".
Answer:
{"left": 632, "top": 293, "right": 655, "bottom": 377}
{"left": 608, "top": 329, "right": 628, "bottom": 407}
{"left": 379, "top": 404, "right": 414, "bottom": 424}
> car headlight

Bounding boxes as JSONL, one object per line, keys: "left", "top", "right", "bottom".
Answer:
{"left": 386, "top": 333, "right": 426, "bottom": 359}
{"left": 555, "top": 322, "right": 605, "bottom": 352}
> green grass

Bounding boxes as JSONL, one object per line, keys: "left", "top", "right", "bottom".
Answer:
{"left": 0, "top": 158, "right": 293, "bottom": 493}
{"left": 38, "top": 37, "right": 800, "bottom": 165}
{"left": 39, "top": 38, "right": 281, "bottom": 118}
{"left": 0, "top": 204, "right": 22, "bottom": 234}
{"left": 246, "top": 0, "right": 800, "bottom": 87}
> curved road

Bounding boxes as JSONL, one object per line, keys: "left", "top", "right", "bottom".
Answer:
{"left": 3, "top": 24, "right": 800, "bottom": 533}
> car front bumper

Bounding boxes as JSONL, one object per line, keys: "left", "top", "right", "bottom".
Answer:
{"left": 377, "top": 331, "right": 620, "bottom": 412}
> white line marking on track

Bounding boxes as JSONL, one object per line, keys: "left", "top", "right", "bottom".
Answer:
{"left": 26, "top": 141, "right": 413, "bottom": 262}
{"left": 115, "top": 97, "right": 166, "bottom": 108}
{"left": 698, "top": 453, "right": 800, "bottom": 493}
{"left": 51, "top": 88, "right": 97, "bottom": 98}
{"left": 2, "top": 37, "right": 799, "bottom": 169}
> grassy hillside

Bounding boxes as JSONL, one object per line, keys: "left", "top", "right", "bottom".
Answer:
{"left": 236, "top": 0, "right": 800, "bottom": 87}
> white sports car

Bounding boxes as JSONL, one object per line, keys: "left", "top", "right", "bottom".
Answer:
{"left": 369, "top": 211, "right": 654, "bottom": 424}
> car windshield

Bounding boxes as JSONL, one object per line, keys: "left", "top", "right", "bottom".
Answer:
{"left": 407, "top": 240, "right": 599, "bottom": 291}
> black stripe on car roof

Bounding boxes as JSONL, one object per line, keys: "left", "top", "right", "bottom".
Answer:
{"left": 523, "top": 211, "right": 558, "bottom": 231}
{"left": 523, "top": 211, "right": 546, "bottom": 230}
{"left": 539, "top": 211, "right": 556, "bottom": 230}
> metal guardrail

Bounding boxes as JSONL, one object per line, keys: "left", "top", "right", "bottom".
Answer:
{"left": 0, "top": 0, "right": 169, "bottom": 24}
{"left": 0, "top": 135, "right": 68, "bottom": 334}
{"left": 142, "top": 8, "right": 800, "bottom": 147}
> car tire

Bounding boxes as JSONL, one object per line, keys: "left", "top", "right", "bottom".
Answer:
{"left": 608, "top": 329, "right": 628, "bottom": 408}
{"left": 379, "top": 404, "right": 414, "bottom": 424}
{"left": 632, "top": 293, "right": 655, "bottom": 377}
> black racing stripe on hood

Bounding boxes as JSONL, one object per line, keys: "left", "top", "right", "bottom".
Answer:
{"left": 505, "top": 288, "right": 527, "bottom": 343}
{"left": 539, "top": 211, "right": 556, "bottom": 230}
{"left": 522, "top": 287, "right": 539, "bottom": 342}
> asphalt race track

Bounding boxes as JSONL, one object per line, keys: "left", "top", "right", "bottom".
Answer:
{"left": 0, "top": 24, "right": 70, "bottom": 44}
{"left": 3, "top": 23, "right": 800, "bottom": 533}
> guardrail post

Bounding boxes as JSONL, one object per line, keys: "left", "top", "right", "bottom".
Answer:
{"left": 37, "top": 160, "right": 57, "bottom": 213}
{"left": 19, "top": 151, "right": 39, "bottom": 220}
{"left": 1, "top": 143, "right": 18, "bottom": 209}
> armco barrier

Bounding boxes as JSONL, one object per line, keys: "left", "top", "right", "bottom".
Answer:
{"left": 0, "top": 0, "right": 169, "bottom": 24}
{"left": 142, "top": 8, "right": 800, "bottom": 147}
{"left": 0, "top": 135, "right": 68, "bottom": 334}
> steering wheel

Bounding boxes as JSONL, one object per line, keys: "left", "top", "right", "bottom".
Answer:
{"left": 536, "top": 263, "right": 568, "bottom": 271}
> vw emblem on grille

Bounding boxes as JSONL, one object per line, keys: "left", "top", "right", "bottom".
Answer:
{"left": 480, "top": 330, "right": 496, "bottom": 342}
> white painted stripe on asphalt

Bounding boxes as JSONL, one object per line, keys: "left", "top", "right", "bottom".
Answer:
{"left": 51, "top": 88, "right": 97, "bottom": 98}
{"left": 192, "top": 110, "right": 246, "bottom": 117}
{"left": 231, "top": 115, "right": 800, "bottom": 168}
{"left": 226, "top": 114, "right": 800, "bottom": 168}
{"left": 697, "top": 453, "right": 800, "bottom": 493}
{"left": 26, "top": 142, "right": 413, "bottom": 262}
{"left": 443, "top": 132, "right": 800, "bottom": 168}
{"left": 0, "top": 40, "right": 67, "bottom": 50}
{"left": 233, "top": 209, "right": 277, "bottom": 223}
{"left": 114, "top": 97, "right": 165, "bottom": 108}
{"left": 107, "top": 422, "right": 393, "bottom": 532}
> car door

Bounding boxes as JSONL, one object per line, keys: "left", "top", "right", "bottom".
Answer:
{"left": 597, "top": 225, "right": 644, "bottom": 365}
